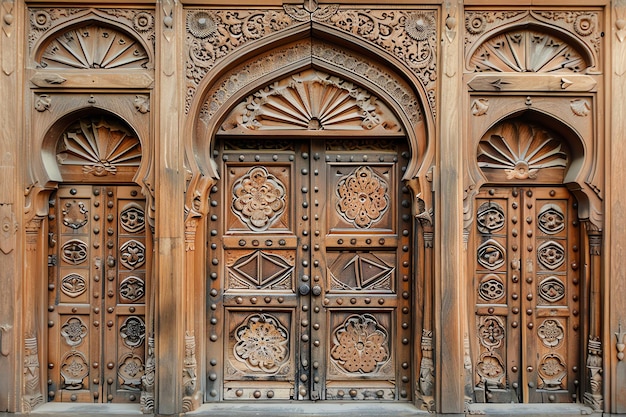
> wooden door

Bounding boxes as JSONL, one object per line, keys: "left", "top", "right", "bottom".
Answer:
{"left": 472, "top": 186, "right": 580, "bottom": 403}
{"left": 48, "top": 185, "right": 149, "bottom": 403}
{"left": 207, "top": 138, "right": 413, "bottom": 401}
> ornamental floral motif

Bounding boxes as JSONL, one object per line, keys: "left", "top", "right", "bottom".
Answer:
{"left": 476, "top": 239, "right": 506, "bottom": 270}
{"left": 478, "top": 316, "right": 506, "bottom": 349}
{"left": 539, "top": 276, "right": 566, "bottom": 303}
{"left": 476, "top": 353, "right": 505, "bottom": 385}
{"left": 61, "top": 273, "right": 87, "bottom": 298}
{"left": 538, "top": 319, "right": 565, "bottom": 348}
{"left": 478, "top": 276, "right": 505, "bottom": 301}
{"left": 61, "top": 239, "right": 88, "bottom": 264}
{"left": 60, "top": 351, "right": 88, "bottom": 389}
{"left": 233, "top": 314, "right": 289, "bottom": 373}
{"left": 120, "top": 316, "right": 146, "bottom": 348}
{"left": 537, "top": 241, "right": 566, "bottom": 270}
{"left": 476, "top": 202, "right": 505, "bottom": 233}
{"left": 538, "top": 354, "right": 566, "bottom": 390}
{"left": 336, "top": 166, "right": 389, "bottom": 229}
{"left": 330, "top": 314, "right": 390, "bottom": 374}
{"left": 118, "top": 353, "right": 144, "bottom": 389}
{"left": 62, "top": 200, "right": 88, "bottom": 229}
{"left": 120, "top": 203, "right": 145, "bottom": 233}
{"left": 120, "top": 240, "right": 146, "bottom": 270}
{"left": 60, "top": 317, "right": 88, "bottom": 347}
{"left": 119, "top": 276, "right": 145, "bottom": 302}
{"left": 232, "top": 166, "right": 286, "bottom": 231}
{"left": 538, "top": 204, "right": 565, "bottom": 234}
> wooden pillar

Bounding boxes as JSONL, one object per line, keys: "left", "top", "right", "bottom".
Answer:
{"left": 609, "top": 0, "right": 626, "bottom": 413}
{"left": 0, "top": 0, "right": 23, "bottom": 412}
{"left": 436, "top": 0, "right": 465, "bottom": 414}
{"left": 155, "top": 0, "right": 185, "bottom": 415}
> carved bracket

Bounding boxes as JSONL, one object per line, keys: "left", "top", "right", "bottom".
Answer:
{"left": 616, "top": 323, "right": 626, "bottom": 361}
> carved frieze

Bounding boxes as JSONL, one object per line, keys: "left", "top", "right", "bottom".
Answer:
{"left": 29, "top": 8, "right": 155, "bottom": 66}
{"left": 324, "top": 9, "right": 437, "bottom": 117}
{"left": 464, "top": 10, "right": 602, "bottom": 73}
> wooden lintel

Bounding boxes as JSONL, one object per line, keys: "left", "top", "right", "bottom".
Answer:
{"left": 467, "top": 74, "right": 597, "bottom": 92}
{"left": 29, "top": 71, "right": 154, "bottom": 89}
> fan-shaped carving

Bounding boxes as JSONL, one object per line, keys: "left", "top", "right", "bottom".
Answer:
{"left": 478, "top": 120, "right": 568, "bottom": 182}
{"left": 56, "top": 118, "right": 142, "bottom": 177}
{"left": 38, "top": 24, "right": 149, "bottom": 69}
{"left": 220, "top": 69, "right": 403, "bottom": 133}
{"left": 470, "top": 30, "right": 588, "bottom": 73}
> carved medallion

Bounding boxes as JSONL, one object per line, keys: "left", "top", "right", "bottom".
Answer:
{"left": 119, "top": 276, "right": 145, "bottom": 302}
{"left": 233, "top": 313, "right": 289, "bottom": 374}
{"left": 538, "top": 276, "right": 566, "bottom": 303}
{"left": 476, "top": 202, "right": 505, "bottom": 234}
{"left": 39, "top": 24, "right": 149, "bottom": 69}
{"left": 120, "top": 316, "right": 146, "bottom": 348}
{"left": 61, "top": 239, "right": 88, "bottom": 264}
{"left": 538, "top": 319, "right": 565, "bottom": 348}
{"left": 538, "top": 354, "right": 567, "bottom": 390}
{"left": 62, "top": 200, "right": 88, "bottom": 229}
{"left": 56, "top": 118, "right": 142, "bottom": 177}
{"left": 478, "top": 120, "right": 568, "bottom": 181}
{"left": 60, "top": 351, "right": 88, "bottom": 390}
{"left": 118, "top": 353, "right": 144, "bottom": 390}
{"left": 60, "top": 273, "right": 87, "bottom": 298}
{"left": 60, "top": 317, "right": 88, "bottom": 347}
{"left": 476, "top": 353, "right": 505, "bottom": 387}
{"left": 330, "top": 314, "right": 390, "bottom": 374}
{"left": 228, "top": 250, "right": 293, "bottom": 290}
{"left": 537, "top": 241, "right": 566, "bottom": 270}
{"left": 120, "top": 203, "right": 145, "bottom": 233}
{"left": 478, "top": 275, "right": 505, "bottom": 302}
{"left": 476, "top": 239, "right": 506, "bottom": 270}
{"left": 478, "top": 316, "right": 506, "bottom": 349}
{"left": 538, "top": 204, "right": 565, "bottom": 234}
{"left": 336, "top": 166, "right": 389, "bottom": 229}
{"left": 120, "top": 240, "right": 146, "bottom": 270}
{"left": 232, "top": 166, "right": 286, "bottom": 232}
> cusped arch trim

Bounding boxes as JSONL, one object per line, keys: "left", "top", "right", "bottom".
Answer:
{"left": 466, "top": 22, "right": 595, "bottom": 73}
{"left": 30, "top": 9, "right": 155, "bottom": 69}
{"left": 185, "top": 36, "right": 433, "bottom": 218}
{"left": 465, "top": 110, "right": 601, "bottom": 231}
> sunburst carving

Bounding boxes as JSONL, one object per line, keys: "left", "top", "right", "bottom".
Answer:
{"left": 478, "top": 120, "right": 568, "bottom": 181}
{"left": 39, "top": 24, "right": 149, "bottom": 69}
{"left": 56, "top": 118, "right": 141, "bottom": 177}
{"left": 220, "top": 69, "right": 402, "bottom": 133}
{"left": 470, "top": 30, "right": 588, "bottom": 73}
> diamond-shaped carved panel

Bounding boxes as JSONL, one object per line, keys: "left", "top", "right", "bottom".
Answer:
{"left": 227, "top": 250, "right": 294, "bottom": 291}
{"left": 327, "top": 252, "right": 395, "bottom": 292}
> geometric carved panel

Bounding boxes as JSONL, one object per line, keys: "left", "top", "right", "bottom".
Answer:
{"left": 477, "top": 239, "right": 506, "bottom": 270}
{"left": 61, "top": 239, "right": 88, "bottom": 264}
{"left": 327, "top": 252, "right": 394, "bottom": 292}
{"left": 476, "top": 202, "right": 505, "bottom": 234}
{"left": 228, "top": 250, "right": 294, "bottom": 290}
{"left": 537, "top": 204, "right": 565, "bottom": 235}
{"left": 537, "top": 241, "right": 565, "bottom": 270}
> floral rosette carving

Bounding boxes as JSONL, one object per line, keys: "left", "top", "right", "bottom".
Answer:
{"left": 233, "top": 314, "right": 289, "bottom": 373}
{"left": 232, "top": 166, "right": 286, "bottom": 231}
{"left": 336, "top": 166, "right": 389, "bottom": 229}
{"left": 330, "top": 314, "right": 390, "bottom": 374}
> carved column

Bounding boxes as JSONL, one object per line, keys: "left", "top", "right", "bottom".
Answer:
{"left": 22, "top": 218, "right": 44, "bottom": 411}
{"left": 416, "top": 224, "right": 434, "bottom": 411}
{"left": 610, "top": 0, "right": 626, "bottom": 413}
{"left": 436, "top": 0, "right": 465, "bottom": 414}
{"left": 155, "top": 0, "right": 185, "bottom": 414}
{"left": 584, "top": 228, "right": 603, "bottom": 411}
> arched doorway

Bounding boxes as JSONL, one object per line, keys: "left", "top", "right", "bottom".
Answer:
{"left": 469, "top": 118, "right": 584, "bottom": 403}
{"left": 203, "top": 69, "right": 417, "bottom": 402}
{"left": 45, "top": 116, "right": 150, "bottom": 403}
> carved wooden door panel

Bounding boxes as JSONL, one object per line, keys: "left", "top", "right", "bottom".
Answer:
{"left": 472, "top": 186, "right": 580, "bottom": 403}
{"left": 48, "top": 185, "right": 149, "bottom": 403}
{"left": 208, "top": 138, "right": 412, "bottom": 402}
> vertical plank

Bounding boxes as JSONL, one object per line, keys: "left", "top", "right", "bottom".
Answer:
{"left": 436, "top": 0, "right": 466, "bottom": 414}
{"left": 155, "top": 0, "right": 185, "bottom": 414}
{"left": 609, "top": 0, "right": 626, "bottom": 413}
{"left": 0, "top": 0, "right": 22, "bottom": 412}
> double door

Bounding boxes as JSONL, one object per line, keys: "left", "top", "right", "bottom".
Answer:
{"left": 472, "top": 186, "right": 580, "bottom": 403}
{"left": 207, "top": 138, "right": 413, "bottom": 401}
{"left": 48, "top": 185, "right": 149, "bottom": 403}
